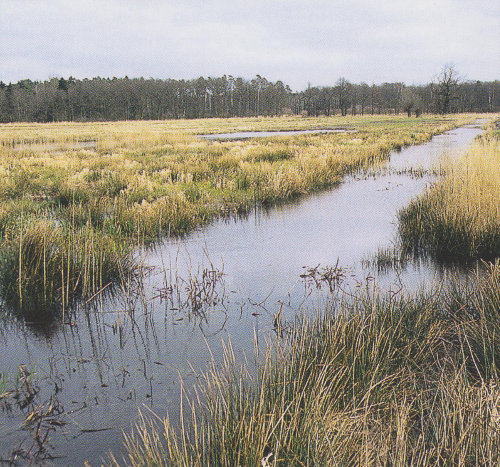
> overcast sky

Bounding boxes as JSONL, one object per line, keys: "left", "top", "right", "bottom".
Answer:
{"left": 1, "top": 0, "right": 499, "bottom": 91}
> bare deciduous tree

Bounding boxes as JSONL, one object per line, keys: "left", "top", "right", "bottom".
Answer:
{"left": 336, "top": 77, "right": 351, "bottom": 116}
{"left": 436, "top": 64, "right": 461, "bottom": 114}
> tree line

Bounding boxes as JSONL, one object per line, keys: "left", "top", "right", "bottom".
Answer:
{"left": 0, "top": 68, "right": 498, "bottom": 122}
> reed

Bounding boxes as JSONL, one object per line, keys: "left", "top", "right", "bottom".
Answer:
{"left": 115, "top": 261, "right": 500, "bottom": 466}
{"left": 399, "top": 124, "right": 500, "bottom": 261}
{"left": 0, "top": 219, "right": 132, "bottom": 316}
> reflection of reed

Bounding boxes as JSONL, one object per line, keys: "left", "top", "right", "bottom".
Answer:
{"left": 0, "top": 276, "right": 179, "bottom": 462}
{"left": 155, "top": 265, "right": 227, "bottom": 321}
{"left": 0, "top": 229, "right": 137, "bottom": 338}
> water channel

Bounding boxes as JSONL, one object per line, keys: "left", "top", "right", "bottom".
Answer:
{"left": 0, "top": 122, "right": 484, "bottom": 465}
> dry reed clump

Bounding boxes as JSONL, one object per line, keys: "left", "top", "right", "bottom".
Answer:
{"left": 0, "top": 115, "right": 485, "bottom": 309}
{"left": 115, "top": 262, "right": 500, "bottom": 466}
{"left": 399, "top": 127, "right": 500, "bottom": 261}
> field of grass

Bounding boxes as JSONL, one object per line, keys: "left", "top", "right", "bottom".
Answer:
{"left": 0, "top": 114, "right": 479, "bottom": 313}
{"left": 398, "top": 120, "right": 500, "bottom": 261}
{"left": 115, "top": 261, "right": 500, "bottom": 466}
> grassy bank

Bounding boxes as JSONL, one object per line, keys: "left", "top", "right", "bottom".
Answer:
{"left": 116, "top": 261, "right": 500, "bottom": 466}
{"left": 0, "top": 114, "right": 478, "bottom": 311}
{"left": 398, "top": 121, "right": 500, "bottom": 261}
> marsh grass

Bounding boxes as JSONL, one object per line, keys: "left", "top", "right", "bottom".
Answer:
{"left": 155, "top": 265, "right": 226, "bottom": 320}
{"left": 115, "top": 262, "right": 500, "bottom": 466}
{"left": 0, "top": 219, "right": 132, "bottom": 318}
{"left": 399, "top": 123, "right": 500, "bottom": 261}
{"left": 0, "top": 115, "right": 483, "bottom": 310}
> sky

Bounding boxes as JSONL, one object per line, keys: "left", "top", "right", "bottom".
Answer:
{"left": 1, "top": 0, "right": 499, "bottom": 91}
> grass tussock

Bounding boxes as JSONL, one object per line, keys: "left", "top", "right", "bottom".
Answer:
{"left": 115, "top": 262, "right": 500, "bottom": 466}
{"left": 0, "top": 115, "right": 484, "bottom": 309}
{"left": 0, "top": 219, "right": 131, "bottom": 316}
{"left": 399, "top": 124, "right": 500, "bottom": 261}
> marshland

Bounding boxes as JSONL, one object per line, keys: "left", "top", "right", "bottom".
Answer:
{"left": 0, "top": 113, "right": 499, "bottom": 465}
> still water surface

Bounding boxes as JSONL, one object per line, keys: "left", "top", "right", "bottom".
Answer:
{"left": 0, "top": 123, "right": 483, "bottom": 465}
{"left": 198, "top": 128, "right": 354, "bottom": 140}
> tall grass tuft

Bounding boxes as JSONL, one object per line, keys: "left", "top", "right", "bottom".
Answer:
{"left": 114, "top": 262, "right": 500, "bottom": 466}
{"left": 0, "top": 220, "right": 132, "bottom": 318}
{"left": 399, "top": 127, "right": 500, "bottom": 261}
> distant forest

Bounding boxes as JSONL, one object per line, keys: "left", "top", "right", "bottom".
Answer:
{"left": 0, "top": 73, "right": 498, "bottom": 122}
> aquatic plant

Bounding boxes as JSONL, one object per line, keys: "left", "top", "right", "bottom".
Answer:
{"left": 0, "top": 365, "right": 66, "bottom": 464}
{"left": 0, "top": 219, "right": 132, "bottom": 318}
{"left": 360, "top": 246, "right": 411, "bottom": 272}
{"left": 155, "top": 265, "right": 226, "bottom": 319}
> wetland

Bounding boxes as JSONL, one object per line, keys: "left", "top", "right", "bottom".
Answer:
{"left": 0, "top": 114, "right": 499, "bottom": 465}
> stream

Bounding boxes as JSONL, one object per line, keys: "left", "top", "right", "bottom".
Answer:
{"left": 0, "top": 122, "right": 484, "bottom": 465}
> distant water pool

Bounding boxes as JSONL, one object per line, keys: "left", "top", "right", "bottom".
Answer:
{"left": 198, "top": 128, "right": 355, "bottom": 140}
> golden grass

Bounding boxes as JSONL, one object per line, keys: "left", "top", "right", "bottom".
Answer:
{"left": 399, "top": 121, "right": 500, "bottom": 260}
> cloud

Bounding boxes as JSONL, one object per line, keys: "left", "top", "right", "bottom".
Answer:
{"left": 0, "top": 0, "right": 498, "bottom": 90}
